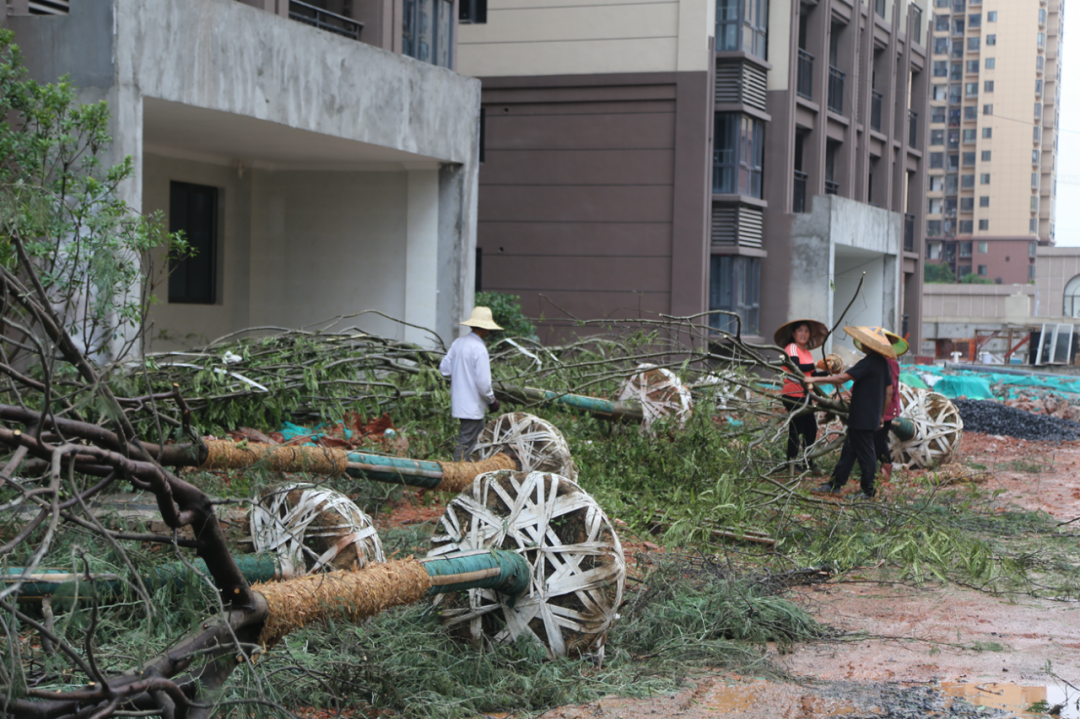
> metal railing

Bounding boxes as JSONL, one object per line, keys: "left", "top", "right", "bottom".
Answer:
{"left": 828, "top": 66, "right": 845, "bottom": 114}
{"left": 909, "top": 109, "right": 918, "bottom": 146}
{"left": 870, "top": 90, "right": 883, "bottom": 131}
{"left": 794, "top": 170, "right": 808, "bottom": 213}
{"left": 289, "top": 0, "right": 363, "bottom": 41}
{"left": 797, "top": 49, "right": 814, "bottom": 99}
{"left": 825, "top": 180, "right": 840, "bottom": 196}
{"left": 904, "top": 214, "right": 916, "bottom": 252}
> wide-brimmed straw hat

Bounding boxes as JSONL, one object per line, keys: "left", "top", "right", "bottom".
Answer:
{"left": 844, "top": 326, "right": 897, "bottom": 360}
{"left": 773, "top": 319, "right": 829, "bottom": 350}
{"left": 851, "top": 328, "right": 908, "bottom": 357}
{"left": 461, "top": 306, "right": 503, "bottom": 331}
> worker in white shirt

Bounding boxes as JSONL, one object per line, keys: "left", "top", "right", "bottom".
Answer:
{"left": 439, "top": 306, "right": 503, "bottom": 461}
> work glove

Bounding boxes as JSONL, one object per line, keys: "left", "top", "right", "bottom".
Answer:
{"left": 489, "top": 399, "right": 501, "bottom": 413}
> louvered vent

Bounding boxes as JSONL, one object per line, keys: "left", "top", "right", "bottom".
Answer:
{"left": 711, "top": 205, "right": 764, "bottom": 248}
{"left": 29, "top": 0, "right": 69, "bottom": 14}
{"left": 715, "top": 64, "right": 742, "bottom": 104}
{"left": 741, "top": 64, "right": 767, "bottom": 111}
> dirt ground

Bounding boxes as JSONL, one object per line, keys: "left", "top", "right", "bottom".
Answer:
{"left": 466, "top": 432, "right": 1080, "bottom": 718}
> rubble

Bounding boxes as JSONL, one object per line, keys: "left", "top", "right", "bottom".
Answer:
{"left": 952, "top": 399, "right": 1080, "bottom": 442}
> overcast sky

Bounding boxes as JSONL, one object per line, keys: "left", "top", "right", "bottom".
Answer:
{"left": 1055, "top": 11, "right": 1080, "bottom": 246}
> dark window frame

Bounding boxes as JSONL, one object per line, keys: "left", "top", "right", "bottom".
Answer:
{"left": 709, "top": 255, "right": 761, "bottom": 336}
{"left": 403, "top": 0, "right": 454, "bottom": 68}
{"left": 713, "top": 113, "right": 764, "bottom": 198}
{"left": 168, "top": 181, "right": 219, "bottom": 306}
{"left": 716, "top": 0, "right": 769, "bottom": 59}
{"left": 458, "top": 0, "right": 486, "bottom": 24}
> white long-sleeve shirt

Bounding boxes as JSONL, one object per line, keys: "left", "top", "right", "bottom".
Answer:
{"left": 439, "top": 332, "right": 495, "bottom": 420}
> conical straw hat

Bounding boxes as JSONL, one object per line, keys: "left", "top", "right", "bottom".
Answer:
{"left": 852, "top": 328, "right": 908, "bottom": 357}
{"left": 844, "top": 326, "right": 897, "bottom": 360}
{"left": 773, "top": 319, "right": 829, "bottom": 350}
{"left": 461, "top": 306, "right": 503, "bottom": 331}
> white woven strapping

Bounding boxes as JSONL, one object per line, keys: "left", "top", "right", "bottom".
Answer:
{"left": 250, "top": 484, "right": 385, "bottom": 574}
{"left": 617, "top": 364, "right": 693, "bottom": 432}
{"left": 888, "top": 384, "right": 964, "bottom": 469}
{"left": 428, "top": 470, "right": 625, "bottom": 661}
{"left": 470, "top": 412, "right": 578, "bottom": 481}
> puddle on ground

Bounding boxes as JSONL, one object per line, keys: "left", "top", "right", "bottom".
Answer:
{"left": 941, "top": 682, "right": 1080, "bottom": 717}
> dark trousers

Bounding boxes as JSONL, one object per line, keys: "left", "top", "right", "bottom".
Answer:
{"left": 830, "top": 428, "right": 878, "bottom": 495}
{"left": 874, "top": 419, "right": 893, "bottom": 465}
{"left": 453, "top": 418, "right": 486, "bottom": 462}
{"left": 782, "top": 396, "right": 819, "bottom": 468}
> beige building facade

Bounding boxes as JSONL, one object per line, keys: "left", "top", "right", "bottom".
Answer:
{"left": 923, "top": 0, "right": 1062, "bottom": 281}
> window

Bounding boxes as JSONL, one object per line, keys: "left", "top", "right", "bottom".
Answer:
{"left": 928, "top": 220, "right": 943, "bottom": 236}
{"left": 930, "top": 152, "right": 944, "bottom": 168}
{"left": 930, "top": 129, "right": 945, "bottom": 145}
{"left": 960, "top": 220, "right": 974, "bottom": 233}
{"left": 458, "top": 0, "right": 486, "bottom": 23}
{"left": 981, "top": 150, "right": 991, "bottom": 161}
{"left": 930, "top": 175, "right": 944, "bottom": 191}
{"left": 1035, "top": 103, "right": 1042, "bottom": 119}
{"left": 1038, "top": 32, "right": 1045, "bottom": 49}
{"left": 980, "top": 173, "right": 990, "bottom": 184}
{"left": 1064, "top": 277, "right": 1080, "bottom": 317}
{"left": 961, "top": 197, "right": 974, "bottom": 211}
{"left": 1029, "top": 263, "right": 1037, "bottom": 280}
{"left": 1030, "top": 218, "right": 1038, "bottom": 233}
{"left": 1030, "top": 241, "right": 1038, "bottom": 257}
{"left": 950, "top": 85, "right": 963, "bottom": 103}
{"left": 709, "top": 256, "right": 760, "bottom": 334}
{"left": 962, "top": 152, "right": 975, "bottom": 166}
{"left": 952, "top": 42, "right": 964, "bottom": 58}
{"left": 969, "top": 13, "right": 981, "bottom": 28}
{"left": 982, "top": 127, "right": 992, "bottom": 138}
{"left": 968, "top": 37, "right": 980, "bottom": 51}
{"left": 713, "top": 113, "right": 764, "bottom": 197}
{"left": 962, "top": 128, "right": 977, "bottom": 143}
{"left": 979, "top": 196, "right": 989, "bottom": 207}
{"left": 1037, "top": 56, "right": 1045, "bottom": 71}
{"left": 929, "top": 197, "right": 943, "bottom": 214}
{"left": 965, "top": 82, "right": 978, "bottom": 97}
{"left": 985, "top": 34, "right": 996, "bottom": 46}
{"left": 1034, "top": 127, "right": 1041, "bottom": 142}
{"left": 953, "top": 18, "right": 965, "bottom": 34}
{"left": 949, "top": 107, "right": 962, "bottom": 126}
{"left": 978, "top": 264, "right": 988, "bottom": 276}
{"left": 404, "top": 0, "right": 455, "bottom": 67}
{"left": 966, "top": 59, "right": 980, "bottom": 74}
{"left": 1039, "top": 8, "right": 1047, "bottom": 25}
{"left": 962, "top": 174, "right": 975, "bottom": 189}
{"left": 987, "top": 10, "right": 997, "bottom": 21}
{"left": 959, "top": 241, "right": 973, "bottom": 256}
{"left": 945, "top": 197, "right": 958, "bottom": 214}
{"left": 958, "top": 263, "right": 972, "bottom": 276}
{"left": 964, "top": 106, "right": 977, "bottom": 120}
{"left": 951, "top": 62, "right": 964, "bottom": 80}
{"left": 932, "top": 107, "right": 947, "bottom": 123}
{"left": 934, "top": 60, "right": 949, "bottom": 77}
{"left": 979, "top": 220, "right": 989, "bottom": 231}
{"left": 1031, "top": 195, "right": 1040, "bottom": 210}
{"left": 933, "top": 85, "right": 948, "bottom": 101}
{"left": 985, "top": 57, "right": 995, "bottom": 69}
{"left": 983, "top": 104, "right": 993, "bottom": 115}
{"left": 1032, "top": 173, "right": 1039, "bottom": 188}
{"left": 978, "top": 241, "right": 988, "bottom": 253}
{"left": 716, "top": 0, "right": 768, "bottom": 58}
{"left": 948, "top": 129, "right": 960, "bottom": 147}
{"left": 946, "top": 174, "right": 959, "bottom": 193}
{"left": 1036, "top": 79, "right": 1044, "bottom": 95}
{"left": 934, "top": 37, "right": 950, "bottom": 55}
{"left": 984, "top": 80, "right": 994, "bottom": 92}
{"left": 1033, "top": 150, "right": 1040, "bottom": 163}
{"left": 168, "top": 182, "right": 218, "bottom": 305}
{"left": 935, "top": 13, "right": 950, "bottom": 31}
{"left": 948, "top": 153, "right": 960, "bottom": 170}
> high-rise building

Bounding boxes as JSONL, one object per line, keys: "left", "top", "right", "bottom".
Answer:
{"left": 923, "top": 0, "right": 1062, "bottom": 285}
{"left": 461, "top": 0, "right": 929, "bottom": 352}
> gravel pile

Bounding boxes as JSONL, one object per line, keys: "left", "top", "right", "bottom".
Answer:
{"left": 954, "top": 399, "right": 1080, "bottom": 442}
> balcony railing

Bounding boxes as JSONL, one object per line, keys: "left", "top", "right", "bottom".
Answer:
{"left": 828, "top": 66, "right": 845, "bottom": 114}
{"left": 794, "top": 171, "right": 808, "bottom": 213}
{"left": 904, "top": 213, "right": 916, "bottom": 252}
{"left": 870, "top": 90, "right": 883, "bottom": 131}
{"left": 825, "top": 180, "right": 840, "bottom": 196}
{"left": 289, "top": 0, "right": 363, "bottom": 40}
{"left": 797, "top": 49, "right": 814, "bottom": 100}
{"left": 909, "top": 109, "right": 918, "bottom": 146}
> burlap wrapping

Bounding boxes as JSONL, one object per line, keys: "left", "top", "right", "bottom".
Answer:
{"left": 201, "top": 440, "right": 348, "bottom": 476}
{"left": 617, "top": 364, "right": 692, "bottom": 432}
{"left": 429, "top": 470, "right": 625, "bottom": 660}
{"left": 435, "top": 454, "right": 516, "bottom": 492}
{"left": 470, "top": 412, "right": 578, "bottom": 481}
{"left": 255, "top": 559, "right": 432, "bottom": 648}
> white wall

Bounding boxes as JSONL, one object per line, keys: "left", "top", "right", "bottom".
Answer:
{"left": 833, "top": 253, "right": 886, "bottom": 353}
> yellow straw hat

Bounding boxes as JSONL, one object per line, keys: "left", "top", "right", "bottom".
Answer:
{"left": 852, "top": 328, "right": 908, "bottom": 357}
{"left": 773, "top": 319, "right": 829, "bottom": 350}
{"left": 844, "top": 326, "right": 897, "bottom": 360}
{"left": 460, "top": 306, "right": 503, "bottom": 331}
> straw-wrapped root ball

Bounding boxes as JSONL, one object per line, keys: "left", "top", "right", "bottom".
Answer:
{"left": 470, "top": 412, "right": 578, "bottom": 481}
{"left": 888, "top": 385, "right": 964, "bottom": 469}
{"left": 429, "top": 470, "right": 625, "bottom": 660}
{"left": 250, "top": 484, "right": 385, "bottom": 574}
{"left": 617, "top": 364, "right": 693, "bottom": 432}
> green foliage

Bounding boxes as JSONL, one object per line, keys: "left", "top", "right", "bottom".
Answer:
{"left": 924, "top": 263, "right": 956, "bottom": 283}
{"left": 960, "top": 272, "right": 994, "bottom": 284}
{"left": 475, "top": 291, "right": 537, "bottom": 339}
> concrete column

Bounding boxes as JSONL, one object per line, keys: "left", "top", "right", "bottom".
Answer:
{"left": 404, "top": 163, "right": 441, "bottom": 347}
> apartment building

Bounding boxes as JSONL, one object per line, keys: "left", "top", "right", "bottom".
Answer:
{"left": 460, "top": 0, "right": 928, "bottom": 352}
{"left": 923, "top": 0, "right": 1062, "bottom": 283}
{"left": 6, "top": 0, "right": 480, "bottom": 351}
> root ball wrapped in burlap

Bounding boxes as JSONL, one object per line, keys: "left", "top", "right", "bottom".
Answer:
{"left": 469, "top": 412, "right": 577, "bottom": 481}
{"left": 429, "top": 470, "right": 625, "bottom": 660}
{"left": 617, "top": 364, "right": 692, "bottom": 432}
{"left": 250, "top": 484, "right": 385, "bottom": 574}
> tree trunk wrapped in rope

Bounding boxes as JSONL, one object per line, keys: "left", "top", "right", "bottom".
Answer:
{"left": 617, "top": 364, "right": 693, "bottom": 432}
{"left": 429, "top": 470, "right": 625, "bottom": 660}
{"left": 470, "top": 412, "right": 578, "bottom": 481}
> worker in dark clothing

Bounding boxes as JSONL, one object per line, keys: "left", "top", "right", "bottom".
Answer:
{"left": 863, "top": 330, "right": 909, "bottom": 484}
{"left": 774, "top": 319, "right": 829, "bottom": 475}
{"left": 803, "top": 326, "right": 897, "bottom": 499}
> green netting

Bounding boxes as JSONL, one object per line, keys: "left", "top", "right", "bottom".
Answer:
{"left": 901, "top": 365, "right": 1080, "bottom": 400}
{"left": 929, "top": 376, "right": 995, "bottom": 400}
{"left": 899, "top": 372, "right": 928, "bottom": 389}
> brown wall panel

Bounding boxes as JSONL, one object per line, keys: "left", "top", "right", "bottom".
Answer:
{"left": 478, "top": 185, "right": 674, "bottom": 223}
{"left": 480, "top": 149, "right": 675, "bottom": 186}
{"left": 486, "top": 100, "right": 676, "bottom": 117}
{"left": 486, "top": 112, "right": 675, "bottom": 151}
{"left": 482, "top": 255, "right": 671, "bottom": 293}
{"left": 492, "top": 289, "right": 672, "bottom": 335}
{"left": 478, "top": 221, "right": 671, "bottom": 257}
